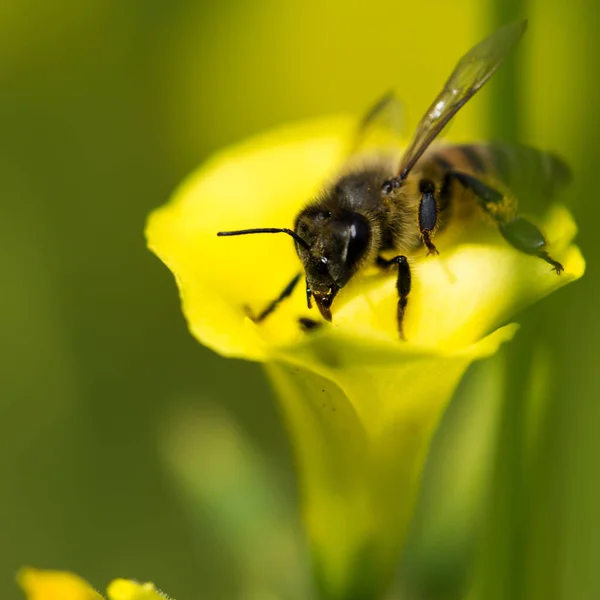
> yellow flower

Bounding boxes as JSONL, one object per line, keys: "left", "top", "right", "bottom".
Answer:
{"left": 18, "top": 569, "right": 169, "bottom": 600}
{"left": 146, "top": 117, "right": 584, "bottom": 599}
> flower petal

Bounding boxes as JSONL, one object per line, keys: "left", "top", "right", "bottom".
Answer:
{"left": 106, "top": 579, "right": 167, "bottom": 600}
{"left": 18, "top": 569, "right": 104, "bottom": 600}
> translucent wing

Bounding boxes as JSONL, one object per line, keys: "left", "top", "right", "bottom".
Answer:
{"left": 397, "top": 20, "right": 527, "bottom": 180}
{"left": 346, "top": 90, "right": 405, "bottom": 157}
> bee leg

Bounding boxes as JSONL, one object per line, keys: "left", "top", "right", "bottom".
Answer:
{"left": 450, "top": 171, "right": 504, "bottom": 206}
{"left": 377, "top": 255, "right": 411, "bottom": 340}
{"left": 498, "top": 217, "right": 564, "bottom": 274}
{"left": 451, "top": 171, "right": 563, "bottom": 274}
{"left": 418, "top": 178, "right": 439, "bottom": 255}
{"left": 306, "top": 280, "right": 313, "bottom": 309}
{"left": 246, "top": 272, "right": 302, "bottom": 323}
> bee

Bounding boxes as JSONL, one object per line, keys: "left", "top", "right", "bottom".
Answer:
{"left": 218, "top": 20, "right": 567, "bottom": 339}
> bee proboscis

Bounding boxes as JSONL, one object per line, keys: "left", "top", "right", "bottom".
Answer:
{"left": 218, "top": 20, "right": 567, "bottom": 339}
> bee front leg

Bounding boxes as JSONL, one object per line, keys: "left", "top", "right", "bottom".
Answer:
{"left": 377, "top": 255, "right": 411, "bottom": 340}
{"left": 246, "top": 272, "right": 302, "bottom": 323}
{"left": 418, "top": 178, "right": 439, "bottom": 255}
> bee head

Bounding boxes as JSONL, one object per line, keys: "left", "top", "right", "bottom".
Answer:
{"left": 294, "top": 207, "right": 371, "bottom": 320}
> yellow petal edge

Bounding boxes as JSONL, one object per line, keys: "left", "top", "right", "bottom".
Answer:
{"left": 106, "top": 579, "right": 167, "bottom": 600}
{"left": 18, "top": 569, "right": 104, "bottom": 600}
{"left": 18, "top": 569, "right": 169, "bottom": 600}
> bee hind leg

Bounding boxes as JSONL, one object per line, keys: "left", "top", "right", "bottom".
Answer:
{"left": 450, "top": 171, "right": 563, "bottom": 274}
{"left": 377, "top": 255, "right": 411, "bottom": 340}
{"left": 245, "top": 272, "right": 302, "bottom": 323}
{"left": 498, "top": 217, "right": 564, "bottom": 274}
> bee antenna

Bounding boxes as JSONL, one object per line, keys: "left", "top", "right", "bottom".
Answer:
{"left": 217, "top": 227, "right": 310, "bottom": 251}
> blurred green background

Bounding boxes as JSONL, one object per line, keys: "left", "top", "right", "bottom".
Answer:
{"left": 0, "top": 1, "right": 598, "bottom": 599}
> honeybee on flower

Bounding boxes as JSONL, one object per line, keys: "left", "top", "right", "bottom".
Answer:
{"left": 218, "top": 21, "right": 567, "bottom": 339}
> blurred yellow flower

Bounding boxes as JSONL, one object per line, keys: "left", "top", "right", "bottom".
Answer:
{"left": 146, "top": 117, "right": 584, "bottom": 599}
{"left": 18, "top": 569, "right": 168, "bottom": 600}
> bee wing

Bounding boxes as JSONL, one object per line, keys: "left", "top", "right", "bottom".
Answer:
{"left": 397, "top": 20, "right": 528, "bottom": 180}
{"left": 346, "top": 90, "right": 405, "bottom": 157}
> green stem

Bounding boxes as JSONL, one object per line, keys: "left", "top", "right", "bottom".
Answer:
{"left": 481, "top": 2, "right": 530, "bottom": 600}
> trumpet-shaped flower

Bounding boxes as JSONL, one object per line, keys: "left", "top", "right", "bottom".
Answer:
{"left": 18, "top": 568, "right": 169, "bottom": 600}
{"left": 146, "top": 116, "right": 584, "bottom": 600}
